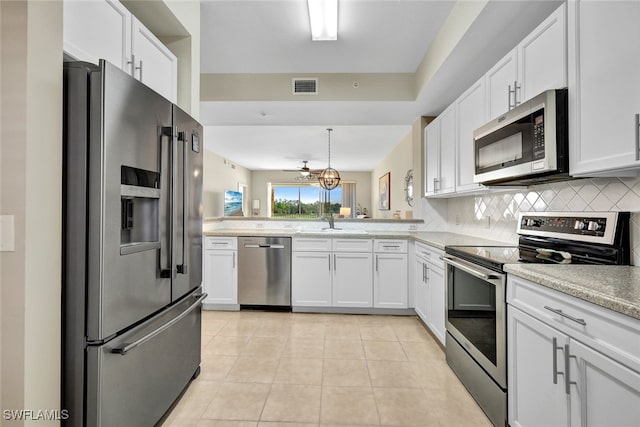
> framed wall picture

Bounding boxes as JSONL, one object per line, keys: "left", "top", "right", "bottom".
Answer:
{"left": 378, "top": 172, "right": 390, "bottom": 210}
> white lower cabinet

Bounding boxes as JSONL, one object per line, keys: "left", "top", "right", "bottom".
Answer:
{"left": 291, "top": 251, "right": 332, "bottom": 307}
{"left": 413, "top": 242, "right": 445, "bottom": 345}
{"left": 507, "top": 276, "right": 640, "bottom": 427}
{"left": 374, "top": 240, "right": 408, "bottom": 309}
{"left": 292, "top": 237, "right": 409, "bottom": 311}
{"left": 203, "top": 237, "right": 237, "bottom": 305}
{"left": 333, "top": 252, "right": 373, "bottom": 307}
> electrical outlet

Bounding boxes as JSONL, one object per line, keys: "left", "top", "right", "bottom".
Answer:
{"left": 409, "top": 224, "right": 418, "bottom": 231}
{"left": 256, "top": 223, "right": 264, "bottom": 229}
{"left": 484, "top": 216, "right": 491, "bottom": 229}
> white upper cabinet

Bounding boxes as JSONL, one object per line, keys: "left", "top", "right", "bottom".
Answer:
{"left": 486, "top": 48, "right": 518, "bottom": 120}
{"left": 568, "top": 0, "right": 640, "bottom": 176}
{"left": 455, "top": 77, "right": 487, "bottom": 193}
{"left": 131, "top": 18, "right": 178, "bottom": 103}
{"left": 63, "top": 0, "right": 178, "bottom": 103}
{"left": 424, "top": 105, "right": 456, "bottom": 197}
{"left": 424, "top": 118, "right": 440, "bottom": 196}
{"left": 518, "top": 2, "right": 567, "bottom": 102}
{"left": 486, "top": 3, "right": 567, "bottom": 120}
{"left": 63, "top": 0, "right": 131, "bottom": 70}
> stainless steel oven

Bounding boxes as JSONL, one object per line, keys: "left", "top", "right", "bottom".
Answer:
{"left": 443, "top": 248, "right": 514, "bottom": 427}
{"left": 442, "top": 211, "right": 630, "bottom": 427}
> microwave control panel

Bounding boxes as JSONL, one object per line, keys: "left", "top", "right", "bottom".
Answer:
{"left": 532, "top": 114, "right": 545, "bottom": 160}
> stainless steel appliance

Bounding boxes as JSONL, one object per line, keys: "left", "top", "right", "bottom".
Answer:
{"left": 62, "top": 60, "right": 205, "bottom": 426}
{"left": 443, "top": 211, "right": 630, "bottom": 427}
{"left": 238, "top": 237, "right": 292, "bottom": 308}
{"left": 473, "top": 89, "right": 568, "bottom": 186}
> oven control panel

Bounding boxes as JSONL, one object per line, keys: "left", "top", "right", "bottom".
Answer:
{"left": 519, "top": 215, "right": 607, "bottom": 237}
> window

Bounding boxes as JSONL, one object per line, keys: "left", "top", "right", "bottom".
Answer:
{"left": 271, "top": 183, "right": 354, "bottom": 218}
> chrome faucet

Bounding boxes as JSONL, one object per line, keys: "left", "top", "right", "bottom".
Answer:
{"left": 324, "top": 215, "right": 335, "bottom": 229}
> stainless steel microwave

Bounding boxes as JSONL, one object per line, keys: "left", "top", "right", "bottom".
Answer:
{"left": 473, "top": 88, "right": 568, "bottom": 186}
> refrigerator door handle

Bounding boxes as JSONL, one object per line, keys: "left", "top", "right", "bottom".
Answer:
{"left": 160, "top": 126, "right": 177, "bottom": 278}
{"left": 177, "top": 131, "right": 188, "bottom": 275}
{"left": 111, "top": 293, "right": 207, "bottom": 356}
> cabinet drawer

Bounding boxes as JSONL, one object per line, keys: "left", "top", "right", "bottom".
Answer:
{"left": 205, "top": 237, "right": 237, "bottom": 250}
{"left": 508, "top": 276, "right": 640, "bottom": 373}
{"left": 292, "top": 237, "right": 332, "bottom": 252}
{"left": 332, "top": 238, "right": 373, "bottom": 253}
{"left": 374, "top": 239, "right": 407, "bottom": 253}
{"left": 414, "top": 241, "right": 444, "bottom": 266}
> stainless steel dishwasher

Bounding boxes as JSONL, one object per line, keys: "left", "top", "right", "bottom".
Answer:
{"left": 237, "top": 237, "right": 291, "bottom": 308}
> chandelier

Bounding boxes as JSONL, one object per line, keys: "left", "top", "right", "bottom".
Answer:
{"left": 318, "top": 128, "right": 341, "bottom": 190}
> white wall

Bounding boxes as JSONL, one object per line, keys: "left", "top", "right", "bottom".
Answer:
{"left": 203, "top": 149, "right": 252, "bottom": 217}
{"left": 1, "top": 1, "right": 62, "bottom": 425}
{"left": 251, "top": 170, "right": 372, "bottom": 217}
{"left": 370, "top": 129, "right": 413, "bottom": 219}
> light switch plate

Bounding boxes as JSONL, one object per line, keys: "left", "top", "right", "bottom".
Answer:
{"left": 0, "top": 215, "right": 15, "bottom": 251}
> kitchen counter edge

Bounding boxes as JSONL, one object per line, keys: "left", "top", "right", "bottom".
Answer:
{"left": 504, "top": 264, "right": 640, "bottom": 321}
{"left": 203, "top": 230, "right": 507, "bottom": 251}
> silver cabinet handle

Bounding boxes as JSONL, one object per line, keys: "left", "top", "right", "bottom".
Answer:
{"left": 544, "top": 306, "right": 587, "bottom": 326}
{"left": 383, "top": 245, "right": 400, "bottom": 249}
{"left": 112, "top": 293, "right": 207, "bottom": 355}
{"left": 422, "top": 263, "right": 426, "bottom": 282}
{"left": 508, "top": 83, "right": 513, "bottom": 110}
{"left": 433, "top": 177, "right": 439, "bottom": 192}
{"left": 127, "top": 54, "right": 136, "bottom": 76}
{"left": 563, "top": 344, "right": 578, "bottom": 395}
{"left": 136, "top": 60, "right": 143, "bottom": 81}
{"left": 508, "top": 80, "right": 521, "bottom": 110}
{"left": 552, "top": 337, "right": 564, "bottom": 385}
{"left": 426, "top": 264, "right": 430, "bottom": 280}
{"left": 334, "top": 254, "right": 337, "bottom": 271}
{"left": 328, "top": 254, "right": 331, "bottom": 271}
{"left": 232, "top": 252, "right": 236, "bottom": 269}
{"left": 636, "top": 114, "right": 640, "bottom": 160}
{"left": 375, "top": 255, "right": 379, "bottom": 272}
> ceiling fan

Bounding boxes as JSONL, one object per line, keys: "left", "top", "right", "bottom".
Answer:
{"left": 282, "top": 160, "right": 322, "bottom": 177}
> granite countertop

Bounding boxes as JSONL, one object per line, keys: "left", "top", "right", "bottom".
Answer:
{"left": 203, "top": 229, "right": 509, "bottom": 249}
{"left": 504, "top": 264, "right": 640, "bottom": 320}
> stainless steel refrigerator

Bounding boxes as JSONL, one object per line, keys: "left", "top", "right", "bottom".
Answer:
{"left": 62, "top": 60, "right": 205, "bottom": 426}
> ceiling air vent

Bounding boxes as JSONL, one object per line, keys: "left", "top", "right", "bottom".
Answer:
{"left": 292, "top": 78, "right": 318, "bottom": 95}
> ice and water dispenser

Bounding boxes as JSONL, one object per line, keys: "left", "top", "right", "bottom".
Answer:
{"left": 120, "top": 165, "right": 160, "bottom": 255}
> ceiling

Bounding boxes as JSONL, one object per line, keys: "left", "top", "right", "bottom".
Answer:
{"left": 199, "top": 0, "right": 562, "bottom": 172}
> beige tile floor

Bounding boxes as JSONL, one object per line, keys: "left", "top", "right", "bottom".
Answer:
{"left": 161, "top": 311, "right": 491, "bottom": 427}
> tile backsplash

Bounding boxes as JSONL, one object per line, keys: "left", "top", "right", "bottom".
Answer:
{"left": 421, "top": 177, "right": 640, "bottom": 266}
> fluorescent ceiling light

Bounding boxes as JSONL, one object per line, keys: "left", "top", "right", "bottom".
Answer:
{"left": 307, "top": 0, "right": 338, "bottom": 41}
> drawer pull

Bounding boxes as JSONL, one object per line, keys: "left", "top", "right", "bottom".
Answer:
{"left": 544, "top": 306, "right": 587, "bottom": 326}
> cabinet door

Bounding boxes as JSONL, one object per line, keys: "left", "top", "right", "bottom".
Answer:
{"left": 569, "top": 339, "right": 640, "bottom": 427}
{"left": 131, "top": 17, "right": 178, "bottom": 102}
{"left": 374, "top": 253, "right": 407, "bottom": 309}
{"left": 518, "top": 3, "right": 567, "bottom": 102}
{"left": 426, "top": 263, "right": 445, "bottom": 345}
{"left": 204, "top": 250, "right": 237, "bottom": 305}
{"left": 424, "top": 120, "right": 440, "bottom": 196}
{"left": 333, "top": 253, "right": 373, "bottom": 308}
{"left": 414, "top": 258, "right": 428, "bottom": 322}
{"left": 456, "top": 77, "right": 486, "bottom": 192}
{"left": 438, "top": 106, "right": 457, "bottom": 194}
{"left": 568, "top": 0, "right": 640, "bottom": 175}
{"left": 292, "top": 252, "right": 332, "bottom": 307}
{"left": 63, "top": 0, "right": 131, "bottom": 70}
{"left": 486, "top": 48, "right": 518, "bottom": 120}
{"left": 508, "top": 306, "right": 570, "bottom": 427}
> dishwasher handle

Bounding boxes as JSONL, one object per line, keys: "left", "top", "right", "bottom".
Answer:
{"left": 243, "top": 243, "right": 285, "bottom": 249}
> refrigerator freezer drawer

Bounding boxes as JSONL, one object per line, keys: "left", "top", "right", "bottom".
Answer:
{"left": 85, "top": 290, "right": 204, "bottom": 427}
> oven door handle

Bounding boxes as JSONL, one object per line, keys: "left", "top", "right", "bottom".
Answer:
{"left": 442, "top": 256, "right": 501, "bottom": 281}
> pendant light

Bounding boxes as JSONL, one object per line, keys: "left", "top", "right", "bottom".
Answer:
{"left": 318, "top": 128, "right": 341, "bottom": 190}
